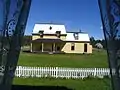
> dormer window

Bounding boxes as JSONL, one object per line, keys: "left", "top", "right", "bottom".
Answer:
{"left": 73, "top": 33, "right": 79, "bottom": 40}
{"left": 39, "top": 30, "right": 44, "bottom": 38}
{"left": 56, "top": 31, "right": 61, "bottom": 38}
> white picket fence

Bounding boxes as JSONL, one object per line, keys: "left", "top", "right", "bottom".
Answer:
{"left": 14, "top": 66, "right": 110, "bottom": 79}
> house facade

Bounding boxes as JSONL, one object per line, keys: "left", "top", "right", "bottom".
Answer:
{"left": 31, "top": 23, "right": 92, "bottom": 54}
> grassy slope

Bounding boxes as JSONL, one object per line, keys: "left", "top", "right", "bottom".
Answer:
{"left": 18, "top": 50, "right": 108, "bottom": 68}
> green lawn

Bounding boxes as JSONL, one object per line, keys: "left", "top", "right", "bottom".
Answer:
{"left": 13, "top": 78, "right": 112, "bottom": 90}
{"left": 18, "top": 49, "right": 108, "bottom": 68}
{"left": 13, "top": 50, "right": 112, "bottom": 90}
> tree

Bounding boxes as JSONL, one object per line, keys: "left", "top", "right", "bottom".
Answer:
{"left": 90, "top": 36, "right": 96, "bottom": 48}
{"left": 101, "top": 39, "right": 106, "bottom": 49}
{"left": 22, "top": 35, "right": 32, "bottom": 46}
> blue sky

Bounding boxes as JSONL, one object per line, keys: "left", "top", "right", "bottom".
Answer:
{"left": 25, "top": 0, "right": 104, "bottom": 39}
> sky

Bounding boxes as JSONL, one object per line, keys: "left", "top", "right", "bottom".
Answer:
{"left": 25, "top": 0, "right": 104, "bottom": 40}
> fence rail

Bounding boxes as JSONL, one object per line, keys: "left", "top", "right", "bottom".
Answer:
{"left": 15, "top": 66, "right": 110, "bottom": 79}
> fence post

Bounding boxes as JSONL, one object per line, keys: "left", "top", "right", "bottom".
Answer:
{"left": 56, "top": 67, "right": 58, "bottom": 78}
{"left": 94, "top": 68, "right": 97, "bottom": 77}
{"left": 18, "top": 66, "right": 21, "bottom": 77}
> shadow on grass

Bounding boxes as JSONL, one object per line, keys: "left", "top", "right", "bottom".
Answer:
{"left": 12, "top": 85, "right": 73, "bottom": 90}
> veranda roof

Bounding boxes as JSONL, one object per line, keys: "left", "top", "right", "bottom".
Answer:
{"left": 32, "top": 38, "right": 64, "bottom": 43}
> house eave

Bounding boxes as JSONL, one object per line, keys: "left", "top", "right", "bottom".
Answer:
{"left": 32, "top": 33, "right": 67, "bottom": 36}
{"left": 64, "top": 40, "right": 90, "bottom": 43}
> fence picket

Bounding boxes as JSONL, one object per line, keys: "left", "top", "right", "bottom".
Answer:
{"left": 14, "top": 66, "right": 111, "bottom": 79}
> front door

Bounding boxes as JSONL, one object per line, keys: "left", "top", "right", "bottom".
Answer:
{"left": 84, "top": 43, "right": 87, "bottom": 52}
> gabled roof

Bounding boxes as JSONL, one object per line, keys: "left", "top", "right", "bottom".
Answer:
{"left": 32, "top": 23, "right": 90, "bottom": 42}
{"left": 66, "top": 32, "right": 90, "bottom": 41}
{"left": 32, "top": 23, "right": 66, "bottom": 34}
{"left": 36, "top": 22, "right": 64, "bottom": 25}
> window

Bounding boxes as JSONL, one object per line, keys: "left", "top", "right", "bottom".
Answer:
{"left": 39, "top": 30, "right": 44, "bottom": 38}
{"left": 71, "top": 46, "right": 75, "bottom": 50}
{"left": 56, "top": 31, "right": 61, "bottom": 38}
{"left": 49, "top": 26, "right": 52, "bottom": 30}
{"left": 71, "top": 43, "right": 75, "bottom": 50}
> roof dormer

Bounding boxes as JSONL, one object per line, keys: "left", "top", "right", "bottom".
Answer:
{"left": 56, "top": 31, "right": 61, "bottom": 38}
{"left": 38, "top": 30, "right": 44, "bottom": 38}
{"left": 73, "top": 33, "right": 79, "bottom": 40}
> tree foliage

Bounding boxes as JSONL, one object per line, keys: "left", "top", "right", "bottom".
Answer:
{"left": 22, "top": 35, "right": 32, "bottom": 46}
{"left": 90, "top": 36, "right": 106, "bottom": 49}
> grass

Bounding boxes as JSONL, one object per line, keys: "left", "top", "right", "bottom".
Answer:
{"left": 13, "top": 78, "right": 112, "bottom": 90}
{"left": 18, "top": 49, "right": 108, "bottom": 68}
{"left": 13, "top": 49, "right": 112, "bottom": 90}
